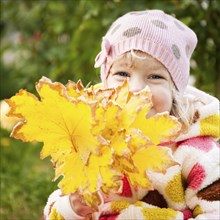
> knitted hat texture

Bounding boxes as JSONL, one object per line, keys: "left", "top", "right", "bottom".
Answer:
{"left": 94, "top": 10, "right": 198, "bottom": 92}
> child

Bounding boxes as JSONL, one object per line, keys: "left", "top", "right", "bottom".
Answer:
{"left": 44, "top": 9, "right": 219, "bottom": 220}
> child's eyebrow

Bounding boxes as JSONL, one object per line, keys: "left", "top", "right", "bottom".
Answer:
{"left": 146, "top": 63, "right": 166, "bottom": 71}
{"left": 113, "top": 62, "right": 132, "bottom": 69}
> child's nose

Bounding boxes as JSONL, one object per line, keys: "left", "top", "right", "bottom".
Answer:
{"left": 129, "top": 79, "right": 147, "bottom": 93}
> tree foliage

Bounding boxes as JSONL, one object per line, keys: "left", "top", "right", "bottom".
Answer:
{"left": 0, "top": 0, "right": 219, "bottom": 98}
{"left": 0, "top": 1, "right": 219, "bottom": 218}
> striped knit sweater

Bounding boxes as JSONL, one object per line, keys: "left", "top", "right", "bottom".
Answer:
{"left": 44, "top": 86, "right": 220, "bottom": 220}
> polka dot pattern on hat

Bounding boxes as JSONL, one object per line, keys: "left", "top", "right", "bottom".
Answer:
{"left": 151, "top": 20, "right": 168, "bottom": 29}
{"left": 123, "top": 27, "right": 142, "bottom": 37}
{"left": 172, "top": 44, "right": 181, "bottom": 59}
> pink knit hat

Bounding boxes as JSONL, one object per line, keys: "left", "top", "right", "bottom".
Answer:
{"left": 94, "top": 10, "right": 197, "bottom": 92}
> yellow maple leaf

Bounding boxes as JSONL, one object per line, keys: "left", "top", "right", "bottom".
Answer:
{"left": 119, "top": 87, "right": 152, "bottom": 129}
{"left": 66, "top": 80, "right": 84, "bottom": 99}
{"left": 91, "top": 81, "right": 180, "bottom": 190}
{"left": 7, "top": 77, "right": 182, "bottom": 205}
{"left": 128, "top": 129, "right": 151, "bottom": 153}
{"left": 126, "top": 171, "right": 152, "bottom": 189}
{"left": 110, "top": 129, "right": 129, "bottom": 156}
{"left": 56, "top": 146, "right": 114, "bottom": 195}
{"left": 132, "top": 111, "right": 181, "bottom": 145}
{"left": 6, "top": 77, "right": 100, "bottom": 165}
{"left": 55, "top": 151, "right": 86, "bottom": 193}
{"left": 132, "top": 145, "right": 173, "bottom": 173}
{"left": 6, "top": 77, "right": 118, "bottom": 203}
{"left": 66, "top": 80, "right": 96, "bottom": 102}
{"left": 93, "top": 102, "right": 120, "bottom": 139}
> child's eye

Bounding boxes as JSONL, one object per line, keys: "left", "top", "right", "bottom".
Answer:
{"left": 117, "top": 72, "right": 130, "bottom": 77}
{"left": 149, "top": 74, "right": 164, "bottom": 79}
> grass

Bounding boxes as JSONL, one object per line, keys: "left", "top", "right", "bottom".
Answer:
{"left": 0, "top": 128, "right": 58, "bottom": 219}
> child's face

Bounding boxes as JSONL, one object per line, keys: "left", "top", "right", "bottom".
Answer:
{"left": 106, "top": 52, "right": 173, "bottom": 116}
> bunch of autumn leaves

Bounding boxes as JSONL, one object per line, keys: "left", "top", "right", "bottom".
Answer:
{"left": 6, "top": 77, "right": 181, "bottom": 206}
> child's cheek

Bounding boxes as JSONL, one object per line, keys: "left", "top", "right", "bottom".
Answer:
{"left": 106, "top": 77, "right": 122, "bottom": 89}
{"left": 151, "top": 89, "right": 172, "bottom": 114}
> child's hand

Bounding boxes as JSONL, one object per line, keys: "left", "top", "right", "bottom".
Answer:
{"left": 69, "top": 192, "right": 93, "bottom": 218}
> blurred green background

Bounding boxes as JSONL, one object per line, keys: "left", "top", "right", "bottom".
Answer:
{"left": 0, "top": 0, "right": 219, "bottom": 219}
